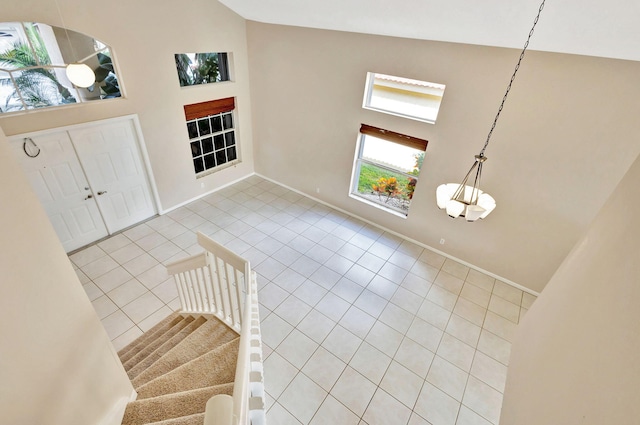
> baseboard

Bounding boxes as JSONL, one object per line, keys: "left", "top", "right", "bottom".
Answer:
{"left": 160, "top": 173, "right": 256, "bottom": 215}
{"left": 255, "top": 173, "right": 540, "bottom": 296}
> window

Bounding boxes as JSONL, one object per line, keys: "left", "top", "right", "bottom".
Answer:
{"left": 174, "top": 52, "right": 230, "bottom": 87}
{"left": 350, "top": 124, "right": 427, "bottom": 216}
{"left": 363, "top": 72, "right": 445, "bottom": 123}
{"left": 0, "top": 22, "right": 121, "bottom": 114}
{"left": 184, "top": 97, "right": 239, "bottom": 176}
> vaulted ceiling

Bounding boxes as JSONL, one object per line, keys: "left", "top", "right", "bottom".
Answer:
{"left": 220, "top": 0, "right": 640, "bottom": 62}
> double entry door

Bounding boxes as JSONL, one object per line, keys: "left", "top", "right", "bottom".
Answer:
{"left": 10, "top": 116, "right": 157, "bottom": 252}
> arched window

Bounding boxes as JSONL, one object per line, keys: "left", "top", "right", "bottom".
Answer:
{"left": 0, "top": 22, "right": 121, "bottom": 113}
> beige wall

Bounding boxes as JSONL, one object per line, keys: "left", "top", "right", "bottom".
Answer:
{"left": 0, "top": 0, "right": 254, "bottom": 209}
{"left": 501, "top": 147, "right": 640, "bottom": 424}
{"left": 0, "top": 128, "right": 133, "bottom": 424}
{"left": 246, "top": 22, "right": 640, "bottom": 292}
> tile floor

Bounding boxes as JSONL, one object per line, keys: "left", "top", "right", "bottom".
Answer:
{"left": 70, "top": 175, "right": 537, "bottom": 425}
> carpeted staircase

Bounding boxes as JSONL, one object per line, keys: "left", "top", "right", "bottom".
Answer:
{"left": 117, "top": 312, "right": 240, "bottom": 425}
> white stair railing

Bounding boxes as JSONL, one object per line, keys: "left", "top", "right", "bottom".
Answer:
{"left": 166, "top": 232, "right": 266, "bottom": 425}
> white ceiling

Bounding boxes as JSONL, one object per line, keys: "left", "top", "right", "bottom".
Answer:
{"left": 219, "top": 0, "right": 640, "bottom": 62}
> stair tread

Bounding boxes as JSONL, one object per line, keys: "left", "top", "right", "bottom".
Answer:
{"left": 127, "top": 316, "right": 207, "bottom": 380}
{"left": 121, "top": 383, "right": 233, "bottom": 425}
{"left": 124, "top": 317, "right": 196, "bottom": 372}
{"left": 131, "top": 316, "right": 238, "bottom": 389}
{"left": 118, "top": 313, "right": 182, "bottom": 363}
{"left": 136, "top": 337, "right": 240, "bottom": 399}
{"left": 146, "top": 412, "right": 204, "bottom": 425}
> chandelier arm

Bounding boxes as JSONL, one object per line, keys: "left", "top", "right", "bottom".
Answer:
{"left": 452, "top": 161, "right": 479, "bottom": 201}
{"left": 479, "top": 0, "right": 546, "bottom": 157}
{"left": 470, "top": 161, "right": 483, "bottom": 205}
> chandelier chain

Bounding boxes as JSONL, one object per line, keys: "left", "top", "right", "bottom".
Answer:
{"left": 479, "top": 0, "right": 546, "bottom": 157}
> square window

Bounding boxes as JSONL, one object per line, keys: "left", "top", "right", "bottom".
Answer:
{"left": 202, "top": 137, "right": 214, "bottom": 154}
{"left": 222, "top": 113, "right": 233, "bottom": 129}
{"left": 190, "top": 141, "right": 202, "bottom": 157}
{"left": 193, "top": 157, "right": 205, "bottom": 174}
{"left": 225, "top": 132, "right": 235, "bottom": 147}
{"left": 187, "top": 121, "right": 199, "bottom": 139}
{"left": 227, "top": 146, "right": 237, "bottom": 161}
{"left": 214, "top": 134, "right": 225, "bottom": 150}
{"left": 363, "top": 72, "right": 445, "bottom": 124}
{"left": 211, "top": 115, "right": 223, "bottom": 133}
{"left": 204, "top": 153, "right": 216, "bottom": 169}
{"left": 175, "top": 52, "right": 231, "bottom": 87}
{"left": 184, "top": 99, "right": 240, "bottom": 176}
{"left": 198, "top": 118, "right": 211, "bottom": 136}
{"left": 350, "top": 124, "right": 427, "bottom": 216}
{"left": 216, "top": 149, "right": 227, "bottom": 165}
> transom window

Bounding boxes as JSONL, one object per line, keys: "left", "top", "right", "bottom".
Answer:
{"left": 0, "top": 22, "right": 121, "bottom": 113}
{"left": 184, "top": 97, "right": 239, "bottom": 176}
{"left": 363, "top": 72, "right": 445, "bottom": 124}
{"left": 350, "top": 124, "right": 427, "bottom": 217}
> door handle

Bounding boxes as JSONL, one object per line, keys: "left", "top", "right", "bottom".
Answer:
{"left": 85, "top": 194, "right": 93, "bottom": 200}
{"left": 97, "top": 191, "right": 107, "bottom": 196}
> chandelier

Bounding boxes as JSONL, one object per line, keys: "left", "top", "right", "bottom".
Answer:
{"left": 436, "top": 0, "right": 546, "bottom": 221}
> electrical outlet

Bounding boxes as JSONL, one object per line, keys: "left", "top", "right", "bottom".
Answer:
{"left": 316, "top": 187, "right": 320, "bottom": 194}
{"left": 440, "top": 238, "right": 445, "bottom": 245}
{"left": 200, "top": 182, "right": 205, "bottom": 188}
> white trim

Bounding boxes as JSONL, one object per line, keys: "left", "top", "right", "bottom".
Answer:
{"left": 160, "top": 173, "right": 254, "bottom": 215}
{"left": 130, "top": 115, "right": 163, "bottom": 214}
{"left": 255, "top": 172, "right": 540, "bottom": 297}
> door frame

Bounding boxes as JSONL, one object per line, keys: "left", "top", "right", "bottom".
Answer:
{"left": 10, "top": 114, "right": 163, "bottom": 218}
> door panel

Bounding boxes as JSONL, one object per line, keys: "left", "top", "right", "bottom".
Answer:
{"left": 9, "top": 132, "right": 109, "bottom": 252}
{"left": 69, "top": 120, "right": 156, "bottom": 233}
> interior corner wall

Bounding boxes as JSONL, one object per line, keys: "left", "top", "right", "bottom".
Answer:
{"left": 0, "top": 0, "right": 254, "bottom": 210}
{"left": 500, "top": 149, "right": 640, "bottom": 424}
{"left": 0, "top": 128, "right": 133, "bottom": 424}
{"left": 245, "top": 21, "right": 640, "bottom": 292}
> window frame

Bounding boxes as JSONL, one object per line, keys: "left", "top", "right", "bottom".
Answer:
{"left": 350, "top": 124, "right": 428, "bottom": 217}
{"left": 184, "top": 97, "right": 240, "bottom": 177}
{"left": 362, "top": 72, "right": 445, "bottom": 124}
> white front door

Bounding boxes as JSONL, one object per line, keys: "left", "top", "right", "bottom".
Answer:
{"left": 68, "top": 119, "right": 156, "bottom": 233}
{"left": 10, "top": 132, "right": 109, "bottom": 252}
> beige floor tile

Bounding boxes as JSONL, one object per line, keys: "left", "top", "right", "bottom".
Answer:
{"left": 426, "top": 356, "right": 469, "bottom": 401}
{"left": 380, "top": 361, "right": 424, "bottom": 408}
{"left": 394, "top": 337, "right": 435, "bottom": 379}
{"left": 437, "top": 333, "right": 475, "bottom": 372}
{"left": 302, "top": 347, "right": 346, "bottom": 391}
{"left": 415, "top": 382, "right": 460, "bottom": 425}
{"left": 279, "top": 373, "right": 327, "bottom": 424}
{"left": 330, "top": 367, "right": 377, "bottom": 417}
{"left": 310, "top": 395, "right": 358, "bottom": 425}
{"left": 462, "top": 376, "right": 503, "bottom": 425}
{"left": 362, "top": 388, "right": 412, "bottom": 425}
{"left": 349, "top": 342, "right": 392, "bottom": 385}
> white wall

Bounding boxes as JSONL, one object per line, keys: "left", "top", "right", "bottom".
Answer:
{"left": 0, "top": 0, "right": 254, "bottom": 210}
{"left": 246, "top": 22, "right": 640, "bottom": 292}
{"left": 0, "top": 127, "right": 133, "bottom": 424}
{"left": 501, "top": 148, "right": 640, "bottom": 423}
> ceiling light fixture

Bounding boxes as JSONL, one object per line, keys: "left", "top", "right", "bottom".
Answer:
{"left": 53, "top": 0, "right": 96, "bottom": 88}
{"left": 436, "top": 0, "right": 546, "bottom": 221}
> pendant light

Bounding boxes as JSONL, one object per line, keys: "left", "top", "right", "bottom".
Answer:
{"left": 54, "top": 0, "right": 96, "bottom": 88}
{"left": 436, "top": 0, "right": 546, "bottom": 221}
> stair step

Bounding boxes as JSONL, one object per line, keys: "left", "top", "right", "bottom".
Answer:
{"left": 124, "top": 317, "right": 196, "bottom": 373}
{"left": 127, "top": 316, "right": 207, "bottom": 380}
{"left": 146, "top": 412, "right": 204, "bottom": 425}
{"left": 121, "top": 383, "right": 233, "bottom": 425}
{"left": 136, "top": 337, "right": 240, "bottom": 399}
{"left": 131, "top": 316, "right": 238, "bottom": 389}
{"left": 118, "top": 313, "right": 182, "bottom": 363}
